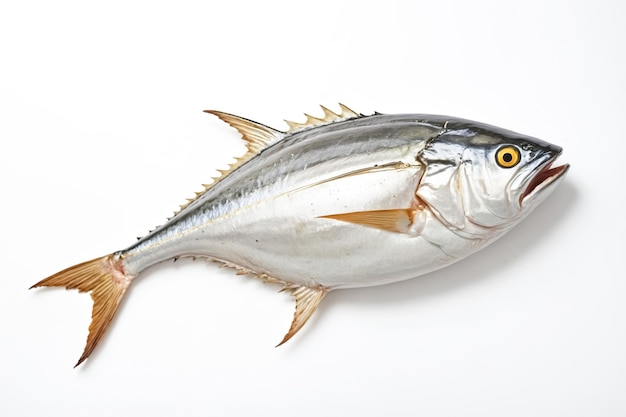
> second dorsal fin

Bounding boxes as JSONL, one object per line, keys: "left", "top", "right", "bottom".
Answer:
{"left": 204, "top": 110, "right": 284, "bottom": 154}
{"left": 170, "top": 104, "right": 363, "bottom": 219}
{"left": 168, "top": 111, "right": 285, "bottom": 218}
{"left": 199, "top": 104, "right": 362, "bottom": 195}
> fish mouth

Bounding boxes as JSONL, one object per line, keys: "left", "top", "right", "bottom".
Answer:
{"left": 520, "top": 155, "right": 570, "bottom": 205}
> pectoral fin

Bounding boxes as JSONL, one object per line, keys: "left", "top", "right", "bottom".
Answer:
{"left": 319, "top": 207, "right": 426, "bottom": 236}
{"left": 277, "top": 285, "right": 327, "bottom": 346}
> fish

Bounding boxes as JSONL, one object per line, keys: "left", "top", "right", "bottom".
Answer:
{"left": 31, "top": 104, "right": 569, "bottom": 367}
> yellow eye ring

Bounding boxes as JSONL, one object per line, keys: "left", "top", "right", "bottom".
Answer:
{"left": 496, "top": 146, "right": 521, "bottom": 168}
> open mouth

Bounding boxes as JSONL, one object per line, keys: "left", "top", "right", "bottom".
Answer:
{"left": 520, "top": 156, "right": 570, "bottom": 204}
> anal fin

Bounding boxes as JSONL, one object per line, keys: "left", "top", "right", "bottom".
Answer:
{"left": 277, "top": 285, "right": 327, "bottom": 346}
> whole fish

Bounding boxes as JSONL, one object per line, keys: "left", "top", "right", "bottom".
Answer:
{"left": 32, "top": 104, "right": 569, "bottom": 366}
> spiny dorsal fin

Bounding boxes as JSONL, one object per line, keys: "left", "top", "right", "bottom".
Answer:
{"left": 170, "top": 104, "right": 362, "bottom": 218}
{"left": 277, "top": 284, "right": 327, "bottom": 346}
{"left": 284, "top": 103, "right": 362, "bottom": 133}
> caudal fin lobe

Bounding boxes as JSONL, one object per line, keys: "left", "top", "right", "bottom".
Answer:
{"left": 30, "top": 254, "right": 132, "bottom": 367}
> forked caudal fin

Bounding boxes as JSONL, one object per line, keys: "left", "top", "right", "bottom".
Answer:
{"left": 30, "top": 254, "right": 132, "bottom": 367}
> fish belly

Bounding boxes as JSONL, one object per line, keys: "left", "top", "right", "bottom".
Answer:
{"left": 192, "top": 165, "right": 472, "bottom": 289}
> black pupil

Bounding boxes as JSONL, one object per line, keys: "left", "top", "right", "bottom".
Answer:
{"left": 503, "top": 152, "right": 513, "bottom": 163}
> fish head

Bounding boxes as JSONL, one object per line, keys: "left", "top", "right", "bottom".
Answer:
{"left": 417, "top": 119, "right": 569, "bottom": 236}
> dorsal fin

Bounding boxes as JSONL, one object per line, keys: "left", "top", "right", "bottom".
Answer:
{"left": 204, "top": 110, "right": 284, "bottom": 154}
{"left": 169, "top": 104, "right": 362, "bottom": 219}
{"left": 284, "top": 103, "right": 362, "bottom": 133}
{"left": 169, "top": 111, "right": 285, "bottom": 218}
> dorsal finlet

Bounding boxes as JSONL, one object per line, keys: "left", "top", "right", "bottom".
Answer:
{"left": 284, "top": 103, "right": 363, "bottom": 133}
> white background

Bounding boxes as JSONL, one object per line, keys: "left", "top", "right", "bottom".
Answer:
{"left": 1, "top": 1, "right": 624, "bottom": 416}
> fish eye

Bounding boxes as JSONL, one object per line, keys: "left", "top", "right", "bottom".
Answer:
{"left": 495, "top": 146, "right": 521, "bottom": 168}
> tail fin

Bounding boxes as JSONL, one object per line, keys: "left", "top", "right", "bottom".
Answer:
{"left": 30, "top": 254, "right": 132, "bottom": 367}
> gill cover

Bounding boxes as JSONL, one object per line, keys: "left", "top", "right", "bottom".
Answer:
{"left": 417, "top": 123, "right": 563, "bottom": 234}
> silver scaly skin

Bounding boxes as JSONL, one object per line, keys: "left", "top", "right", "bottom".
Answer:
{"left": 31, "top": 105, "right": 569, "bottom": 367}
